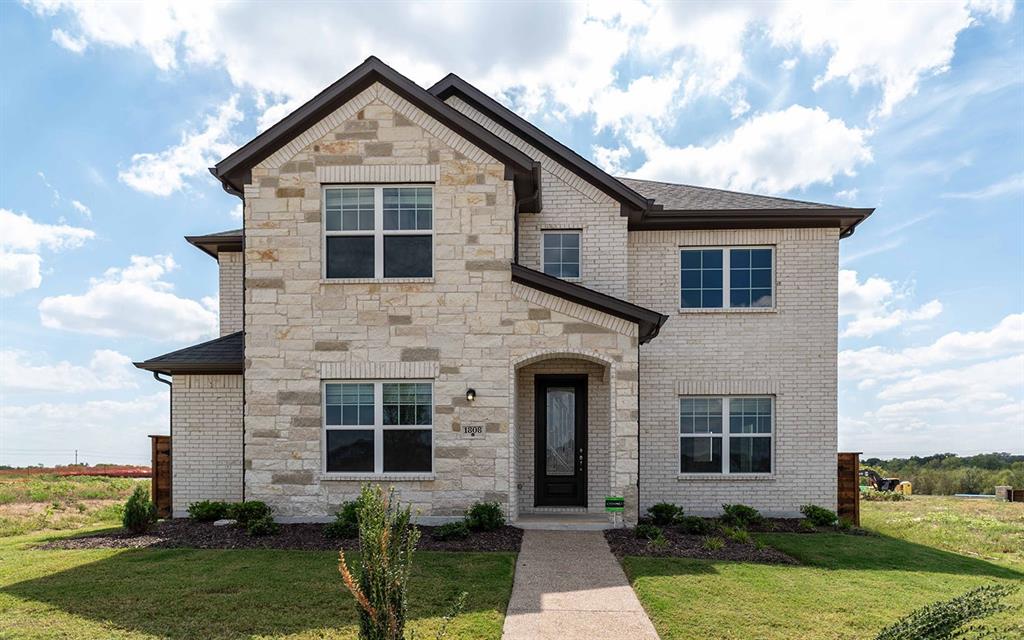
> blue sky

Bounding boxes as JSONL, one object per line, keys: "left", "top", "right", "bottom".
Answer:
{"left": 1, "top": 1, "right": 1021, "bottom": 467}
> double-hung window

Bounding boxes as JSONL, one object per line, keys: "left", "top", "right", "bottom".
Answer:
{"left": 324, "top": 186, "right": 433, "bottom": 279}
{"left": 680, "top": 247, "right": 773, "bottom": 309}
{"left": 324, "top": 381, "right": 433, "bottom": 475}
{"left": 542, "top": 231, "right": 581, "bottom": 278}
{"left": 680, "top": 396, "right": 773, "bottom": 474}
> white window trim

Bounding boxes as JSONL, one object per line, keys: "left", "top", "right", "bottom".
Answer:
{"left": 321, "top": 379, "right": 435, "bottom": 478}
{"left": 678, "top": 395, "right": 774, "bottom": 476}
{"left": 541, "top": 229, "right": 582, "bottom": 281}
{"left": 322, "top": 184, "right": 435, "bottom": 280}
{"left": 678, "top": 246, "right": 775, "bottom": 311}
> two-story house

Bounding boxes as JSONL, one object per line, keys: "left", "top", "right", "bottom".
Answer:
{"left": 135, "top": 57, "right": 872, "bottom": 525}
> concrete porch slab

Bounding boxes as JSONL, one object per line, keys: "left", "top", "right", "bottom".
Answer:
{"left": 512, "top": 513, "right": 612, "bottom": 531}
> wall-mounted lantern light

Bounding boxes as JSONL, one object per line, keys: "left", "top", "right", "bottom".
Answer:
{"left": 466, "top": 388, "right": 476, "bottom": 402}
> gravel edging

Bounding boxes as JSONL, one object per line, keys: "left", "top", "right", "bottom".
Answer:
{"left": 36, "top": 519, "right": 522, "bottom": 553}
{"left": 604, "top": 527, "right": 798, "bottom": 564}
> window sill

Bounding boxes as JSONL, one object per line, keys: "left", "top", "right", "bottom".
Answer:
{"left": 320, "top": 473, "right": 436, "bottom": 482}
{"left": 677, "top": 473, "right": 775, "bottom": 482}
{"left": 678, "top": 307, "right": 777, "bottom": 314}
{"left": 320, "top": 277, "right": 434, "bottom": 285}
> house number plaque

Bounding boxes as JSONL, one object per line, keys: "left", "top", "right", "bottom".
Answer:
{"left": 462, "top": 425, "right": 484, "bottom": 436}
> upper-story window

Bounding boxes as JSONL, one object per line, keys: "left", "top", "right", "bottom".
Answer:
{"left": 680, "top": 247, "right": 773, "bottom": 309}
{"left": 542, "top": 231, "right": 581, "bottom": 278}
{"left": 324, "top": 186, "right": 433, "bottom": 279}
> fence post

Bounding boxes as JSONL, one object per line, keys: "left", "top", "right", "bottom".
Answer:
{"left": 837, "top": 452, "right": 861, "bottom": 526}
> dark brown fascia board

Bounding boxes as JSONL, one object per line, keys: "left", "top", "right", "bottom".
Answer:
{"left": 132, "top": 361, "right": 243, "bottom": 375}
{"left": 510, "top": 263, "right": 668, "bottom": 344}
{"left": 630, "top": 207, "right": 875, "bottom": 238}
{"left": 429, "top": 74, "right": 652, "bottom": 215}
{"left": 210, "top": 56, "right": 541, "bottom": 212}
{"left": 184, "top": 231, "right": 243, "bottom": 259}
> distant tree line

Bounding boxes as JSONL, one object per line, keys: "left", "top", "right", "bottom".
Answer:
{"left": 862, "top": 452, "right": 1024, "bottom": 495}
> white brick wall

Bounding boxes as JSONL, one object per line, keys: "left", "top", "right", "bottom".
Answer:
{"left": 445, "top": 96, "right": 629, "bottom": 299}
{"left": 218, "top": 252, "right": 243, "bottom": 335}
{"left": 171, "top": 374, "right": 243, "bottom": 516}
{"left": 630, "top": 228, "right": 839, "bottom": 517}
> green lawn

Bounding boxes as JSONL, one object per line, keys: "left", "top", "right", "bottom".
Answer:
{"left": 0, "top": 529, "right": 515, "bottom": 639}
{"left": 624, "top": 498, "right": 1024, "bottom": 640}
{"left": 0, "top": 475, "right": 147, "bottom": 537}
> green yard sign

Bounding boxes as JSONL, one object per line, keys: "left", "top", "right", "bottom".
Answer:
{"left": 605, "top": 496, "right": 624, "bottom": 512}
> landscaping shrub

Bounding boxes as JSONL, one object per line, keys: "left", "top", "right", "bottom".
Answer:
{"left": 228, "top": 501, "right": 273, "bottom": 527}
{"left": 187, "top": 500, "right": 230, "bottom": 522}
{"left": 465, "top": 501, "right": 504, "bottom": 531}
{"left": 676, "top": 515, "right": 714, "bottom": 535}
{"left": 874, "top": 584, "right": 1019, "bottom": 640}
{"left": 798, "top": 519, "right": 816, "bottom": 532}
{"left": 648, "top": 532, "right": 669, "bottom": 550}
{"left": 634, "top": 522, "right": 662, "bottom": 540}
{"left": 838, "top": 517, "right": 853, "bottom": 532}
{"left": 647, "top": 502, "right": 684, "bottom": 526}
{"left": 720, "top": 503, "right": 763, "bottom": 528}
{"left": 245, "top": 513, "right": 279, "bottom": 537}
{"left": 701, "top": 536, "right": 725, "bottom": 551}
{"left": 122, "top": 485, "right": 156, "bottom": 534}
{"left": 862, "top": 489, "right": 906, "bottom": 502}
{"left": 338, "top": 485, "right": 420, "bottom": 640}
{"left": 324, "top": 499, "right": 361, "bottom": 539}
{"left": 432, "top": 520, "right": 471, "bottom": 541}
{"left": 800, "top": 504, "right": 838, "bottom": 527}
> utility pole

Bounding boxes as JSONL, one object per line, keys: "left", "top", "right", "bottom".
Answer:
{"left": 74, "top": 450, "right": 78, "bottom": 465}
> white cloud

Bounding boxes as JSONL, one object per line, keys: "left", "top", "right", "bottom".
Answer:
{"left": 592, "top": 144, "right": 631, "bottom": 175}
{"left": 769, "top": 1, "right": 1014, "bottom": 117}
{"left": 839, "top": 313, "right": 1024, "bottom": 381}
{"left": 0, "top": 208, "right": 94, "bottom": 252}
{"left": 877, "top": 354, "right": 1023, "bottom": 400}
{"left": 834, "top": 189, "right": 858, "bottom": 201}
{"left": 839, "top": 270, "right": 942, "bottom": 338}
{"left": 70, "top": 199, "right": 92, "bottom": 218}
{"left": 942, "top": 172, "right": 1024, "bottom": 200}
{"left": 0, "top": 208, "right": 94, "bottom": 296}
{"left": 38, "top": 254, "right": 218, "bottom": 341}
{"left": 0, "top": 392, "right": 167, "bottom": 467}
{"left": 51, "top": 27, "right": 87, "bottom": 53}
{"left": 0, "top": 350, "right": 137, "bottom": 392}
{"left": 0, "top": 251, "right": 43, "bottom": 297}
{"left": 228, "top": 203, "right": 242, "bottom": 221}
{"left": 625, "top": 105, "right": 872, "bottom": 193}
{"left": 118, "top": 96, "right": 242, "bottom": 196}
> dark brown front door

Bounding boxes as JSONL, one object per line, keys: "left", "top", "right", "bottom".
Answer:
{"left": 534, "top": 375, "right": 587, "bottom": 507}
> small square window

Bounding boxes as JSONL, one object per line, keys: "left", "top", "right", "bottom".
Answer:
{"left": 680, "top": 249, "right": 724, "bottom": 308}
{"left": 542, "top": 231, "right": 581, "bottom": 278}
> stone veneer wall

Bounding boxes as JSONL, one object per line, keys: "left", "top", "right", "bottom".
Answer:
{"left": 444, "top": 96, "right": 629, "bottom": 300}
{"left": 630, "top": 227, "right": 839, "bottom": 517}
{"left": 242, "top": 81, "right": 641, "bottom": 523}
{"left": 171, "top": 374, "right": 243, "bottom": 516}
{"left": 218, "top": 251, "right": 243, "bottom": 336}
{"left": 516, "top": 358, "right": 610, "bottom": 513}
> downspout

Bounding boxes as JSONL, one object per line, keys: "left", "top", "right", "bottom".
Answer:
{"left": 636, "top": 341, "right": 641, "bottom": 522}
{"left": 512, "top": 164, "right": 542, "bottom": 265}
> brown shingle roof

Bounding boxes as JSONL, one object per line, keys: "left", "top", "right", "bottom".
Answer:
{"left": 617, "top": 177, "right": 846, "bottom": 211}
{"left": 134, "top": 332, "right": 243, "bottom": 375}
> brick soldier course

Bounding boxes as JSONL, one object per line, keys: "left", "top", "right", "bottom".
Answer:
{"left": 135, "top": 56, "right": 873, "bottom": 524}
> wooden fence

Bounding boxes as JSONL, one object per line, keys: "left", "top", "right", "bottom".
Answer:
{"left": 837, "top": 451, "right": 860, "bottom": 526}
{"left": 150, "top": 435, "right": 172, "bottom": 518}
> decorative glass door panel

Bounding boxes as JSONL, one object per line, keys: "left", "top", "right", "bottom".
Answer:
{"left": 546, "top": 388, "right": 575, "bottom": 476}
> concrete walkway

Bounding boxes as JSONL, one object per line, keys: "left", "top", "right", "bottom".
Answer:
{"left": 502, "top": 530, "right": 660, "bottom": 640}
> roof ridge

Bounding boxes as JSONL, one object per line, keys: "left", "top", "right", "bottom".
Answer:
{"left": 616, "top": 176, "right": 848, "bottom": 210}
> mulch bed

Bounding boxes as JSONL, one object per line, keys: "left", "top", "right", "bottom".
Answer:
{"left": 37, "top": 519, "right": 522, "bottom": 553}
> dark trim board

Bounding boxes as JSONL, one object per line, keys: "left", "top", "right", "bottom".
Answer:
{"left": 534, "top": 374, "right": 588, "bottom": 508}
{"left": 185, "top": 229, "right": 243, "bottom": 259}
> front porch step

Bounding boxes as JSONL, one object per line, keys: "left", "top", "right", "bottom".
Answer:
{"left": 512, "top": 513, "right": 611, "bottom": 531}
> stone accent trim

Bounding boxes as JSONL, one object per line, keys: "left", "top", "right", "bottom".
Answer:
{"left": 512, "top": 283, "right": 638, "bottom": 337}
{"left": 317, "top": 164, "right": 440, "bottom": 184}
{"left": 260, "top": 83, "right": 496, "bottom": 171}
{"left": 675, "top": 379, "right": 780, "bottom": 395}
{"left": 320, "top": 361, "right": 439, "bottom": 379}
{"left": 174, "top": 374, "right": 243, "bottom": 389}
